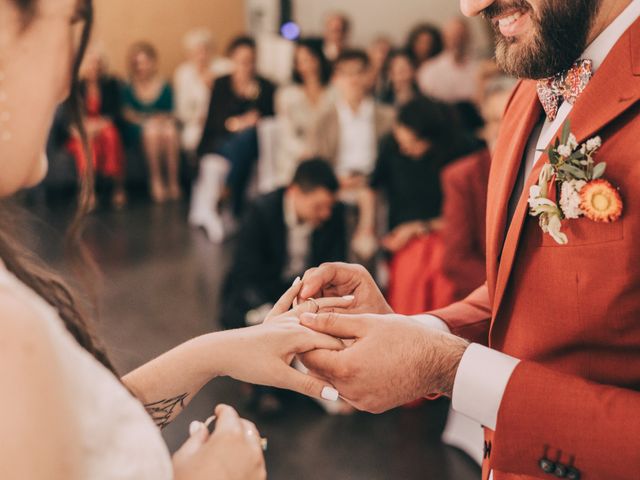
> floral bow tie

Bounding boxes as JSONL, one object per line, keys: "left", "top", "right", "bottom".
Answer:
{"left": 536, "top": 59, "right": 593, "bottom": 121}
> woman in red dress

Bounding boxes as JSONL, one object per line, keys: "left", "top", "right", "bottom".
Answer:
{"left": 66, "top": 48, "right": 127, "bottom": 208}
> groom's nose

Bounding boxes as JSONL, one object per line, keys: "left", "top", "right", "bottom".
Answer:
{"left": 460, "top": 0, "right": 495, "bottom": 17}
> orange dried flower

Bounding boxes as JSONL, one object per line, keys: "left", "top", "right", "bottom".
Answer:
{"left": 579, "top": 179, "right": 623, "bottom": 223}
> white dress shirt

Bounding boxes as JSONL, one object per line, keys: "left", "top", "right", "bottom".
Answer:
{"left": 335, "top": 98, "right": 378, "bottom": 177}
{"left": 283, "top": 191, "right": 313, "bottom": 280}
{"left": 173, "top": 58, "right": 233, "bottom": 150}
{"left": 416, "top": 2, "right": 640, "bottom": 474}
{"left": 417, "top": 51, "right": 481, "bottom": 103}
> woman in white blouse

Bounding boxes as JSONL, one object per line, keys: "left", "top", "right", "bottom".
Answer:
{"left": 275, "top": 38, "right": 335, "bottom": 186}
{"left": 0, "top": 2, "right": 347, "bottom": 479}
{"left": 173, "top": 29, "right": 233, "bottom": 153}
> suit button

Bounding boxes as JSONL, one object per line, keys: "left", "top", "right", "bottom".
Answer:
{"left": 566, "top": 467, "right": 581, "bottom": 480}
{"left": 554, "top": 464, "right": 567, "bottom": 477}
{"left": 539, "top": 458, "right": 556, "bottom": 474}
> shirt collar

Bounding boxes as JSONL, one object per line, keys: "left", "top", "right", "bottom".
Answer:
{"left": 582, "top": 0, "right": 640, "bottom": 71}
{"left": 336, "top": 97, "right": 375, "bottom": 119}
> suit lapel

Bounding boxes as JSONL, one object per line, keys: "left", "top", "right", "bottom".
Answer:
{"left": 490, "top": 18, "right": 640, "bottom": 329}
{"left": 485, "top": 83, "right": 542, "bottom": 299}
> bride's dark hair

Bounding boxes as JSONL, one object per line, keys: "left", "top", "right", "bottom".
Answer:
{"left": 1, "top": 0, "right": 117, "bottom": 373}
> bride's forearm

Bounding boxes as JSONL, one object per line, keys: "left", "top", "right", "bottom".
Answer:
{"left": 122, "top": 330, "right": 235, "bottom": 429}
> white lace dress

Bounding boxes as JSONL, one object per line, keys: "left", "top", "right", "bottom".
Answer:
{"left": 0, "top": 263, "right": 173, "bottom": 479}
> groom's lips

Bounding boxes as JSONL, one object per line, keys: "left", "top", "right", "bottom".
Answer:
{"left": 492, "top": 9, "right": 532, "bottom": 39}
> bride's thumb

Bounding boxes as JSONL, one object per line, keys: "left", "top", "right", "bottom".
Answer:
{"left": 281, "top": 367, "right": 340, "bottom": 402}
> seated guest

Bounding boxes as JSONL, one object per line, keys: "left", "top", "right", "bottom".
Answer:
{"left": 440, "top": 75, "right": 516, "bottom": 300}
{"left": 66, "top": 46, "right": 127, "bottom": 209}
{"left": 405, "top": 23, "right": 443, "bottom": 70}
{"left": 417, "top": 17, "right": 481, "bottom": 103}
{"left": 322, "top": 12, "right": 351, "bottom": 63}
{"left": 310, "top": 49, "right": 394, "bottom": 198}
{"left": 221, "top": 158, "right": 347, "bottom": 330}
{"left": 122, "top": 41, "right": 180, "bottom": 202}
{"left": 356, "top": 97, "right": 453, "bottom": 314}
{"left": 191, "top": 36, "right": 275, "bottom": 241}
{"left": 173, "top": 29, "right": 232, "bottom": 155}
{"left": 379, "top": 49, "right": 421, "bottom": 108}
{"left": 367, "top": 36, "right": 393, "bottom": 98}
{"left": 275, "top": 38, "right": 334, "bottom": 186}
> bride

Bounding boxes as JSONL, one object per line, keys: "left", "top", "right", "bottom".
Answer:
{"left": 0, "top": 1, "right": 349, "bottom": 478}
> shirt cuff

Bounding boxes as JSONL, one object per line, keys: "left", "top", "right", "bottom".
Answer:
{"left": 451, "top": 343, "right": 520, "bottom": 430}
{"left": 412, "top": 314, "right": 452, "bottom": 333}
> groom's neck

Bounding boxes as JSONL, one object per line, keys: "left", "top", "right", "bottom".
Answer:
{"left": 587, "top": 0, "right": 633, "bottom": 44}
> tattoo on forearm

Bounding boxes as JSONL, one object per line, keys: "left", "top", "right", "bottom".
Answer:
{"left": 144, "top": 393, "right": 189, "bottom": 429}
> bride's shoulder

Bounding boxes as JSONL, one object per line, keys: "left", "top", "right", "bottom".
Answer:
{"left": 0, "top": 286, "right": 54, "bottom": 352}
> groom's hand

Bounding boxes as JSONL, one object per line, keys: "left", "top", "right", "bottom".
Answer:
{"left": 299, "top": 263, "right": 393, "bottom": 315}
{"left": 298, "top": 312, "right": 469, "bottom": 413}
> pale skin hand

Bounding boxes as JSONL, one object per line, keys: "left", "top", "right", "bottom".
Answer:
{"left": 297, "top": 311, "right": 470, "bottom": 413}
{"left": 173, "top": 405, "right": 266, "bottom": 480}
{"left": 298, "top": 262, "right": 393, "bottom": 315}
{"left": 123, "top": 303, "right": 346, "bottom": 428}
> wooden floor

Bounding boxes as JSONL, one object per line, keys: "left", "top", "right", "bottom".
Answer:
{"left": 32, "top": 195, "right": 481, "bottom": 480}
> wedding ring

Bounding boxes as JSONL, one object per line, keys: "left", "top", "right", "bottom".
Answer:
{"left": 307, "top": 298, "right": 320, "bottom": 314}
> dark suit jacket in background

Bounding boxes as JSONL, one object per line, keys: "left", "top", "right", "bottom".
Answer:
{"left": 197, "top": 74, "right": 275, "bottom": 157}
{"left": 221, "top": 188, "right": 347, "bottom": 329}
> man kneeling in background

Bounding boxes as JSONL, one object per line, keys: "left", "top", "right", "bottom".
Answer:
{"left": 220, "top": 158, "right": 348, "bottom": 414}
{"left": 221, "top": 158, "right": 347, "bottom": 330}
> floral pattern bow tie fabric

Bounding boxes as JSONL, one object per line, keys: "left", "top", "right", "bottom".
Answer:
{"left": 536, "top": 59, "right": 594, "bottom": 121}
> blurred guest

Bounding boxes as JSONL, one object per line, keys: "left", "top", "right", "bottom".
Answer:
{"left": 405, "top": 23, "right": 443, "bottom": 69}
{"left": 174, "top": 29, "right": 232, "bottom": 154}
{"left": 367, "top": 35, "right": 393, "bottom": 97}
{"left": 440, "top": 75, "right": 516, "bottom": 300}
{"left": 66, "top": 46, "right": 127, "bottom": 208}
{"left": 122, "top": 42, "right": 180, "bottom": 202}
{"left": 379, "top": 49, "right": 421, "bottom": 108}
{"left": 418, "top": 18, "right": 481, "bottom": 103}
{"left": 191, "top": 36, "right": 275, "bottom": 241}
{"left": 310, "top": 49, "right": 394, "bottom": 198}
{"left": 221, "top": 159, "right": 347, "bottom": 330}
{"left": 323, "top": 12, "right": 351, "bottom": 63}
{"left": 275, "top": 38, "right": 334, "bottom": 186}
{"left": 356, "top": 97, "right": 453, "bottom": 314}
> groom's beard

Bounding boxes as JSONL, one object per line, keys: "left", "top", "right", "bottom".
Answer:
{"left": 484, "top": 0, "right": 602, "bottom": 79}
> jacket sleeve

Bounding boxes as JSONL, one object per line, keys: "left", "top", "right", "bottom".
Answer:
{"left": 428, "top": 283, "right": 492, "bottom": 345}
{"left": 230, "top": 202, "right": 280, "bottom": 308}
{"left": 493, "top": 361, "right": 640, "bottom": 479}
{"left": 440, "top": 163, "right": 487, "bottom": 298}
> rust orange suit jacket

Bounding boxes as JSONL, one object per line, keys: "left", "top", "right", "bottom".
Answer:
{"left": 431, "top": 18, "right": 640, "bottom": 480}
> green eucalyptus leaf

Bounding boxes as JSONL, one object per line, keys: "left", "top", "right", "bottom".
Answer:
{"left": 561, "top": 121, "right": 571, "bottom": 144}
{"left": 592, "top": 162, "right": 607, "bottom": 179}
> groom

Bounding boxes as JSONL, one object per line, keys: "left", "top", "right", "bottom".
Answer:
{"left": 292, "top": 1, "right": 640, "bottom": 479}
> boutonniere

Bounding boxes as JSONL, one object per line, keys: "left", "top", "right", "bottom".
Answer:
{"left": 528, "top": 121, "right": 623, "bottom": 244}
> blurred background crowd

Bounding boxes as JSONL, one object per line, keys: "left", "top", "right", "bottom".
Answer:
{"left": 28, "top": 1, "right": 518, "bottom": 476}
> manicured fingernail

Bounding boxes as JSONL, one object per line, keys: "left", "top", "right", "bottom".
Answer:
{"left": 342, "top": 295, "right": 355, "bottom": 301}
{"left": 301, "top": 312, "right": 317, "bottom": 321}
{"left": 292, "top": 277, "right": 301, "bottom": 287}
{"left": 189, "top": 421, "right": 204, "bottom": 436}
{"left": 321, "top": 387, "right": 340, "bottom": 402}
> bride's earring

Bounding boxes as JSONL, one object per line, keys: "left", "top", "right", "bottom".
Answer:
{"left": 0, "top": 67, "right": 10, "bottom": 142}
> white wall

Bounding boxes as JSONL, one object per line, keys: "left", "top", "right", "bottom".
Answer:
{"left": 292, "top": 0, "right": 492, "bottom": 56}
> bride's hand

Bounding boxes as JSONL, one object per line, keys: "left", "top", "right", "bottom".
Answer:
{"left": 263, "top": 277, "right": 356, "bottom": 324}
{"left": 219, "top": 317, "right": 343, "bottom": 401}
{"left": 173, "top": 404, "right": 266, "bottom": 480}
